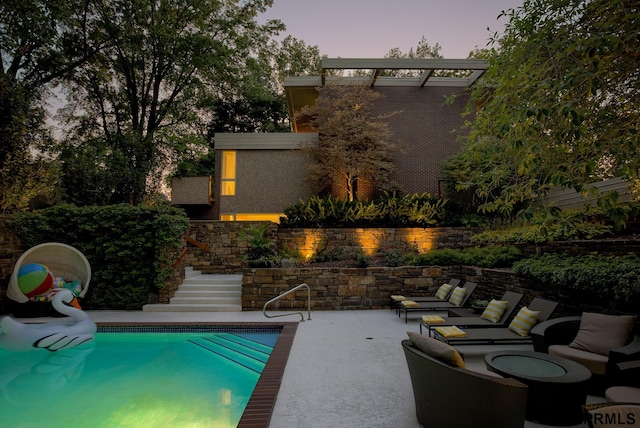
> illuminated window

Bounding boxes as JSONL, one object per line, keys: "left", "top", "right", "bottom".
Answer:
{"left": 221, "top": 151, "right": 236, "bottom": 196}
{"left": 235, "top": 213, "right": 283, "bottom": 223}
{"left": 220, "top": 214, "right": 235, "bottom": 221}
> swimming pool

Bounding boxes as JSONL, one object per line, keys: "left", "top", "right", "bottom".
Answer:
{"left": 0, "top": 323, "right": 297, "bottom": 428}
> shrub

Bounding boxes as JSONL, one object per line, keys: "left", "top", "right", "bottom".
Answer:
{"left": 11, "top": 204, "right": 189, "bottom": 310}
{"left": 280, "top": 193, "right": 448, "bottom": 228}
{"left": 384, "top": 248, "right": 408, "bottom": 267}
{"left": 409, "top": 246, "right": 523, "bottom": 268}
{"left": 471, "top": 206, "right": 617, "bottom": 245}
{"left": 239, "top": 223, "right": 276, "bottom": 261}
{"left": 354, "top": 251, "right": 371, "bottom": 268}
{"left": 512, "top": 253, "right": 640, "bottom": 307}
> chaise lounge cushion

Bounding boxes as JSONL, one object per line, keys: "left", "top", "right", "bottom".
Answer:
{"left": 407, "top": 331, "right": 465, "bottom": 368}
{"left": 570, "top": 313, "right": 636, "bottom": 356}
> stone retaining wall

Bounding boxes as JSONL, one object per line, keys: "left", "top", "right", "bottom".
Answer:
{"left": 242, "top": 265, "right": 632, "bottom": 318}
{"left": 277, "top": 227, "right": 479, "bottom": 261}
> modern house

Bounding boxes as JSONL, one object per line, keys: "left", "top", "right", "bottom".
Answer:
{"left": 175, "top": 58, "right": 488, "bottom": 221}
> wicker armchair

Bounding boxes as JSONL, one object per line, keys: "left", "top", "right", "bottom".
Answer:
{"left": 402, "top": 339, "right": 528, "bottom": 427}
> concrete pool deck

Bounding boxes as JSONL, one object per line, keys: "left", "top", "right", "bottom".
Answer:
{"left": 81, "top": 309, "right": 595, "bottom": 427}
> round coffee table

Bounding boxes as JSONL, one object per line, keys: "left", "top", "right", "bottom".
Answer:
{"left": 485, "top": 350, "right": 591, "bottom": 426}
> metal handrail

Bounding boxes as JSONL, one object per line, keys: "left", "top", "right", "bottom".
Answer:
{"left": 262, "top": 283, "right": 312, "bottom": 322}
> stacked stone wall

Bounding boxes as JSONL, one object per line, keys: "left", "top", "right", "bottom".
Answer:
{"left": 242, "top": 265, "right": 632, "bottom": 318}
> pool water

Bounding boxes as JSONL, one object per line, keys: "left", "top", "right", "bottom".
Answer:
{"left": 0, "top": 329, "right": 279, "bottom": 428}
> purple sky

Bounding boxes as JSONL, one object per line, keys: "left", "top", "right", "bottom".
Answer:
{"left": 260, "top": 0, "right": 524, "bottom": 58}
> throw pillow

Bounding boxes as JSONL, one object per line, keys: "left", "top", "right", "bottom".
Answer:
{"left": 508, "top": 306, "right": 540, "bottom": 336}
{"left": 481, "top": 299, "right": 508, "bottom": 323}
{"left": 448, "top": 286, "right": 466, "bottom": 307}
{"left": 570, "top": 312, "right": 636, "bottom": 356}
{"left": 434, "top": 283, "right": 453, "bottom": 300}
{"left": 407, "top": 331, "right": 465, "bottom": 368}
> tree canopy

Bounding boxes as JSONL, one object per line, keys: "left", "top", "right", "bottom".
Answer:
{"left": 58, "top": 0, "right": 287, "bottom": 204}
{"left": 0, "top": 0, "right": 109, "bottom": 211}
{"left": 445, "top": 0, "right": 640, "bottom": 216}
{"left": 1, "top": 0, "right": 323, "bottom": 208}
{"left": 298, "top": 82, "right": 401, "bottom": 201}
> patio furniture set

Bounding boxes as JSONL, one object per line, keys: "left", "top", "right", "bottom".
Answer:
{"left": 397, "top": 278, "right": 640, "bottom": 427}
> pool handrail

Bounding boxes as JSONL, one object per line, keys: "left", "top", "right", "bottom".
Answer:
{"left": 263, "top": 283, "right": 312, "bottom": 322}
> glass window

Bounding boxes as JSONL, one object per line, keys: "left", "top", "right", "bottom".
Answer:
{"left": 221, "top": 151, "right": 236, "bottom": 196}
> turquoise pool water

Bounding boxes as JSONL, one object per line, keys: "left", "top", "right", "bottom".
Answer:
{"left": 0, "top": 328, "right": 279, "bottom": 428}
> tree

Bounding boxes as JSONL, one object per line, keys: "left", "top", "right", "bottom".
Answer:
{"left": 208, "top": 36, "right": 322, "bottom": 134}
{"left": 298, "top": 82, "right": 401, "bottom": 201}
{"left": 0, "top": 0, "right": 108, "bottom": 211}
{"left": 446, "top": 0, "right": 640, "bottom": 215}
{"left": 59, "top": 0, "right": 285, "bottom": 204}
{"left": 177, "top": 35, "right": 322, "bottom": 180}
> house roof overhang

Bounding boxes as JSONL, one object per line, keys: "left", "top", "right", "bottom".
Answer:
{"left": 284, "top": 57, "right": 488, "bottom": 132}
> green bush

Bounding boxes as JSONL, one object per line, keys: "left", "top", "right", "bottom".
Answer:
{"left": 409, "top": 246, "right": 523, "bottom": 268}
{"left": 11, "top": 204, "right": 189, "bottom": 310}
{"left": 512, "top": 253, "right": 640, "bottom": 307}
{"left": 471, "top": 206, "right": 618, "bottom": 245}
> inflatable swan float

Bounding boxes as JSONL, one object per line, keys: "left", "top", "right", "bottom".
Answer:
{"left": 0, "top": 289, "right": 96, "bottom": 352}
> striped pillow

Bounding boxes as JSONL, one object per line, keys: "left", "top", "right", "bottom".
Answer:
{"left": 434, "top": 283, "right": 453, "bottom": 300}
{"left": 481, "top": 299, "right": 508, "bottom": 323}
{"left": 509, "top": 306, "right": 541, "bottom": 336}
{"left": 448, "top": 286, "right": 466, "bottom": 307}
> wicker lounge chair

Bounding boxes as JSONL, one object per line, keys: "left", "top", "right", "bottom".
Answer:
{"left": 398, "top": 282, "right": 478, "bottom": 323}
{"left": 419, "top": 291, "right": 524, "bottom": 334}
{"left": 605, "top": 361, "right": 640, "bottom": 403}
{"left": 531, "top": 314, "right": 640, "bottom": 394}
{"left": 402, "top": 339, "right": 528, "bottom": 427}
{"left": 390, "top": 278, "right": 462, "bottom": 311}
{"left": 432, "top": 297, "right": 558, "bottom": 345}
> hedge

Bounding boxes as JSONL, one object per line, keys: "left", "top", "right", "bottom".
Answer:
{"left": 11, "top": 204, "right": 189, "bottom": 309}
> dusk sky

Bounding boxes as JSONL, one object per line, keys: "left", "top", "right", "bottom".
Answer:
{"left": 260, "top": 0, "right": 525, "bottom": 58}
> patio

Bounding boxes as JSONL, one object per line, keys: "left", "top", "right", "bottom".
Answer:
{"left": 82, "top": 309, "right": 597, "bottom": 427}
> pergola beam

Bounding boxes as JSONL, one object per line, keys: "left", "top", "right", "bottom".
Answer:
{"left": 419, "top": 69, "right": 434, "bottom": 87}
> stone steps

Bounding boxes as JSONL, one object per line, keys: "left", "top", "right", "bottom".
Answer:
{"left": 143, "top": 268, "right": 242, "bottom": 312}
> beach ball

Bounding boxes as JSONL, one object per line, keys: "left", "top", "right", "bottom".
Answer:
{"left": 17, "top": 263, "right": 53, "bottom": 297}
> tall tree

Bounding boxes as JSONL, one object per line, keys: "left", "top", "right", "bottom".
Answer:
{"left": 209, "top": 36, "right": 322, "bottom": 134}
{"left": 298, "top": 82, "right": 401, "bottom": 201}
{"left": 59, "top": 0, "right": 285, "bottom": 204}
{"left": 446, "top": 0, "right": 640, "bottom": 215}
{"left": 0, "top": 0, "right": 108, "bottom": 211}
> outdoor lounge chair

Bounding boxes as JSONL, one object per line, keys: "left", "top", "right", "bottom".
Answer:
{"left": 402, "top": 338, "right": 528, "bottom": 427}
{"left": 419, "top": 291, "right": 524, "bottom": 334}
{"left": 432, "top": 297, "right": 559, "bottom": 345}
{"left": 398, "top": 282, "right": 478, "bottom": 323}
{"left": 530, "top": 313, "right": 640, "bottom": 394}
{"left": 390, "top": 278, "right": 462, "bottom": 311}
